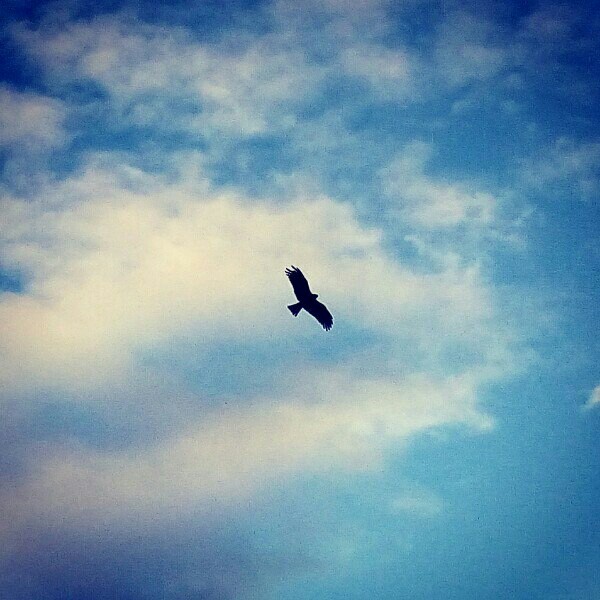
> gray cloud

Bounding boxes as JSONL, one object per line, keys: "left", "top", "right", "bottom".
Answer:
{"left": 0, "top": 85, "right": 67, "bottom": 151}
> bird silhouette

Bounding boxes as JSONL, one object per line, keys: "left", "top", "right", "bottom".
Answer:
{"left": 285, "top": 266, "right": 333, "bottom": 331}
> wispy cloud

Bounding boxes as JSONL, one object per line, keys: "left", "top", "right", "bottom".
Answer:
{"left": 433, "top": 12, "right": 509, "bottom": 87}
{"left": 522, "top": 137, "right": 600, "bottom": 201}
{"left": 390, "top": 485, "right": 444, "bottom": 518}
{"left": 0, "top": 7, "right": 533, "bottom": 573}
{"left": 0, "top": 148, "right": 515, "bottom": 563}
{"left": 381, "top": 140, "right": 497, "bottom": 230}
{"left": 0, "top": 85, "right": 67, "bottom": 151}
{"left": 583, "top": 384, "right": 600, "bottom": 411}
{"left": 14, "top": 15, "right": 326, "bottom": 139}
{"left": 0, "top": 372, "right": 489, "bottom": 535}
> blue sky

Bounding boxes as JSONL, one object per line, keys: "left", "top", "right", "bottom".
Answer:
{"left": 0, "top": 0, "right": 599, "bottom": 598}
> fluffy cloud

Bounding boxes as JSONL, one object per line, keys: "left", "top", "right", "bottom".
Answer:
{"left": 14, "top": 16, "right": 326, "bottom": 138}
{"left": 11, "top": 2, "right": 421, "bottom": 145}
{"left": 0, "top": 4, "right": 562, "bottom": 596}
{"left": 0, "top": 149, "right": 514, "bottom": 546}
{"left": 0, "top": 152, "right": 510, "bottom": 394}
{"left": 1, "top": 11, "right": 526, "bottom": 546}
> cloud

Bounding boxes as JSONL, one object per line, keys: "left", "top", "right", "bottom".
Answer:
{"left": 340, "top": 43, "right": 416, "bottom": 99}
{"left": 0, "top": 4, "right": 557, "bottom": 597}
{"left": 390, "top": 485, "right": 444, "bottom": 518}
{"left": 10, "top": 2, "right": 420, "bottom": 148}
{"left": 521, "top": 4, "right": 578, "bottom": 44}
{"left": 433, "top": 12, "right": 508, "bottom": 87}
{"left": 0, "top": 149, "right": 517, "bottom": 555}
{"left": 583, "top": 384, "right": 600, "bottom": 411}
{"left": 0, "top": 371, "right": 489, "bottom": 535}
{"left": 522, "top": 137, "right": 600, "bottom": 201}
{"left": 1, "top": 12, "right": 529, "bottom": 555}
{"left": 0, "top": 85, "right": 67, "bottom": 151}
{"left": 381, "top": 140, "right": 497, "bottom": 229}
{"left": 14, "top": 15, "right": 326, "bottom": 139}
{"left": 0, "top": 151, "right": 513, "bottom": 395}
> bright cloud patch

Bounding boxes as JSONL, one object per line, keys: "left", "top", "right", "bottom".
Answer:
{"left": 0, "top": 151, "right": 509, "bottom": 540}
{"left": 522, "top": 137, "right": 600, "bottom": 200}
{"left": 0, "top": 372, "right": 488, "bottom": 537}
{"left": 15, "top": 16, "right": 325, "bottom": 138}
{"left": 0, "top": 154, "right": 510, "bottom": 394}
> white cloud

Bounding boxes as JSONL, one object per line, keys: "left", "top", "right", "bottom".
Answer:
{"left": 11, "top": 3, "right": 423, "bottom": 145}
{"left": 0, "top": 150, "right": 519, "bottom": 542}
{"left": 518, "top": 4, "right": 579, "bottom": 50}
{"left": 15, "top": 17, "right": 325, "bottom": 138}
{"left": 433, "top": 13, "right": 508, "bottom": 87}
{"left": 583, "top": 385, "right": 600, "bottom": 411}
{"left": 0, "top": 152, "right": 512, "bottom": 395}
{"left": 381, "top": 140, "right": 497, "bottom": 229}
{"left": 340, "top": 43, "right": 416, "bottom": 99}
{"left": 0, "top": 4, "right": 536, "bottom": 559}
{"left": 0, "top": 370, "right": 488, "bottom": 535}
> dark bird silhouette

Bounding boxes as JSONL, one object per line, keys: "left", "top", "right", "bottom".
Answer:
{"left": 285, "top": 266, "right": 333, "bottom": 331}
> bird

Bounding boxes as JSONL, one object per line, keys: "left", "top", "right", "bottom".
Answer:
{"left": 285, "top": 266, "right": 333, "bottom": 331}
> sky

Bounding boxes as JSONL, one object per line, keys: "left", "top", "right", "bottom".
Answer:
{"left": 0, "top": 0, "right": 599, "bottom": 598}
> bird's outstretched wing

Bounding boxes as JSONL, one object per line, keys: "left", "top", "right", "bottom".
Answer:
{"left": 285, "top": 265, "right": 312, "bottom": 301}
{"left": 304, "top": 300, "right": 334, "bottom": 331}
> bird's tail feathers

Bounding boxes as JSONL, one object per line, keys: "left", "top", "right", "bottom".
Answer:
{"left": 288, "top": 302, "right": 303, "bottom": 317}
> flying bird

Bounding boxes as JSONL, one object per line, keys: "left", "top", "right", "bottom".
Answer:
{"left": 285, "top": 266, "right": 333, "bottom": 331}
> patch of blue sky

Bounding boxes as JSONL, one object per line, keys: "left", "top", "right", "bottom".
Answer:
{"left": 255, "top": 384, "right": 600, "bottom": 599}
{"left": 208, "top": 134, "right": 297, "bottom": 193}
{"left": 0, "top": 37, "right": 39, "bottom": 89}
{"left": 250, "top": 452, "right": 504, "bottom": 599}
{"left": 25, "top": 399, "right": 131, "bottom": 449}
{"left": 64, "top": 104, "right": 208, "bottom": 156}
{"left": 0, "top": 268, "right": 23, "bottom": 293}
{"left": 0, "top": 0, "right": 269, "bottom": 34}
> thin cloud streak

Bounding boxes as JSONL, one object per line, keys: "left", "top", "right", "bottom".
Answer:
{"left": 0, "top": 372, "right": 490, "bottom": 538}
